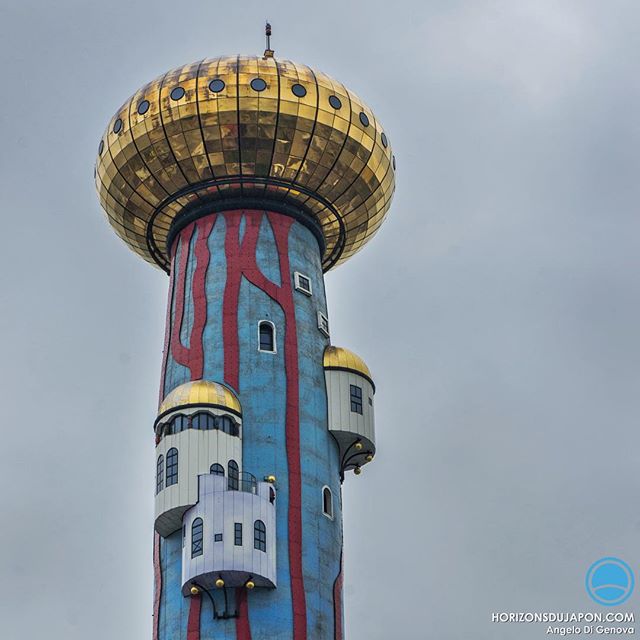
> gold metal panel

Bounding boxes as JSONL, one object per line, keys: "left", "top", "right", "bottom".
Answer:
{"left": 95, "top": 55, "right": 395, "bottom": 270}
{"left": 323, "top": 346, "right": 373, "bottom": 380}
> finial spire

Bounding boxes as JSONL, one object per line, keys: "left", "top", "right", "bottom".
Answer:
{"left": 264, "top": 21, "right": 274, "bottom": 58}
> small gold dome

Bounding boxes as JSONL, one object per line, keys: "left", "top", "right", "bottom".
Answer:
{"left": 215, "top": 578, "right": 225, "bottom": 589}
{"left": 265, "top": 475, "right": 277, "bottom": 484}
{"left": 323, "top": 346, "right": 373, "bottom": 387}
{"left": 95, "top": 55, "right": 395, "bottom": 272}
{"left": 190, "top": 586, "right": 200, "bottom": 595}
{"left": 246, "top": 580, "right": 255, "bottom": 590}
{"left": 159, "top": 379, "right": 241, "bottom": 416}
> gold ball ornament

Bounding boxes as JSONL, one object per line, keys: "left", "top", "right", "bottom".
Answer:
{"left": 246, "top": 580, "right": 255, "bottom": 590}
{"left": 354, "top": 441, "right": 363, "bottom": 451}
{"left": 215, "top": 578, "right": 225, "bottom": 589}
{"left": 354, "top": 466, "right": 362, "bottom": 475}
{"left": 265, "top": 475, "right": 276, "bottom": 484}
{"left": 190, "top": 586, "right": 200, "bottom": 596}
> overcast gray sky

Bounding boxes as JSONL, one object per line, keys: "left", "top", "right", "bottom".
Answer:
{"left": 0, "top": 1, "right": 639, "bottom": 638}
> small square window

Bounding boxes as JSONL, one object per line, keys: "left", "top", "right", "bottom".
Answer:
{"left": 294, "top": 272, "right": 312, "bottom": 296}
{"left": 214, "top": 533, "right": 223, "bottom": 542}
{"left": 317, "top": 311, "right": 330, "bottom": 337}
{"left": 350, "top": 384, "right": 363, "bottom": 414}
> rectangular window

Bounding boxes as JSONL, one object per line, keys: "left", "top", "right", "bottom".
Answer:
{"left": 294, "top": 272, "right": 312, "bottom": 296}
{"left": 317, "top": 311, "right": 330, "bottom": 337}
{"left": 234, "top": 522, "right": 243, "bottom": 546}
{"left": 350, "top": 384, "right": 363, "bottom": 414}
{"left": 214, "top": 533, "right": 223, "bottom": 542}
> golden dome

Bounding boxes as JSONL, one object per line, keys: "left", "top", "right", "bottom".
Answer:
{"left": 323, "top": 346, "right": 373, "bottom": 386}
{"left": 95, "top": 55, "right": 395, "bottom": 272}
{"left": 158, "top": 380, "right": 241, "bottom": 416}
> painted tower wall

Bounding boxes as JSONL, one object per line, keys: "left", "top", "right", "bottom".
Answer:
{"left": 154, "top": 209, "right": 344, "bottom": 640}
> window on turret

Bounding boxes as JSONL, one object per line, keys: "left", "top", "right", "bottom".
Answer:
{"left": 254, "top": 520, "right": 266, "bottom": 552}
{"left": 166, "top": 448, "right": 179, "bottom": 486}
{"left": 210, "top": 463, "right": 225, "bottom": 476}
{"left": 258, "top": 321, "right": 276, "bottom": 353}
{"left": 170, "top": 414, "right": 188, "bottom": 434}
{"left": 322, "top": 486, "right": 333, "bottom": 519}
{"left": 234, "top": 522, "right": 243, "bottom": 546}
{"left": 191, "top": 518, "right": 203, "bottom": 557}
{"left": 294, "top": 272, "right": 312, "bottom": 296}
{"left": 156, "top": 455, "right": 164, "bottom": 494}
{"left": 228, "top": 460, "right": 239, "bottom": 490}
{"left": 192, "top": 412, "right": 215, "bottom": 430}
{"left": 350, "top": 385, "right": 363, "bottom": 414}
{"left": 218, "top": 415, "right": 239, "bottom": 436}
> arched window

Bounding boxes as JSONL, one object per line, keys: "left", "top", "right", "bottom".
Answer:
{"left": 258, "top": 321, "right": 276, "bottom": 353}
{"left": 191, "top": 518, "right": 203, "bottom": 558}
{"left": 192, "top": 412, "right": 215, "bottom": 430}
{"left": 166, "top": 448, "right": 178, "bottom": 487}
{"left": 269, "top": 487, "right": 276, "bottom": 504}
{"left": 156, "top": 455, "right": 164, "bottom": 494}
{"left": 322, "top": 486, "right": 333, "bottom": 519}
{"left": 254, "top": 520, "right": 266, "bottom": 552}
{"left": 210, "top": 463, "right": 225, "bottom": 476}
{"left": 228, "top": 459, "right": 239, "bottom": 490}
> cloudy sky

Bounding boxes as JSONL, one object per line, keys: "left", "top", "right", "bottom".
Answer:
{"left": 0, "top": 1, "right": 638, "bottom": 638}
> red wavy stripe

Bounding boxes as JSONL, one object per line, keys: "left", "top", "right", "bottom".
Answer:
{"left": 170, "top": 225, "right": 193, "bottom": 370}
{"left": 222, "top": 215, "right": 243, "bottom": 390}
{"left": 153, "top": 532, "right": 162, "bottom": 640}
{"left": 186, "top": 594, "right": 201, "bottom": 640}
{"left": 235, "top": 587, "right": 253, "bottom": 640}
{"left": 333, "top": 550, "right": 344, "bottom": 640}
{"left": 189, "top": 218, "right": 215, "bottom": 380}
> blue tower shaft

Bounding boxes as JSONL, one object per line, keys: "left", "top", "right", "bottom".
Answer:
{"left": 154, "top": 209, "right": 344, "bottom": 640}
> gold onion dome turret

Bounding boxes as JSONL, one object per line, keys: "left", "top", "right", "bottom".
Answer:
{"left": 95, "top": 55, "right": 396, "bottom": 272}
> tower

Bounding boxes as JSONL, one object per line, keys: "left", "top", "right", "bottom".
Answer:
{"left": 95, "top": 50, "right": 395, "bottom": 640}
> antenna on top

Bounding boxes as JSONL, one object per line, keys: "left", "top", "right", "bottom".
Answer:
{"left": 264, "top": 21, "right": 274, "bottom": 58}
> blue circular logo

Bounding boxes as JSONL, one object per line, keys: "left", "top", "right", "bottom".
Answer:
{"left": 586, "top": 558, "right": 634, "bottom": 606}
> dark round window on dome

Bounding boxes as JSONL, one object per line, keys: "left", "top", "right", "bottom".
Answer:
{"left": 170, "top": 87, "right": 185, "bottom": 101}
{"left": 328, "top": 95, "right": 342, "bottom": 109}
{"left": 209, "top": 78, "right": 225, "bottom": 93}
{"left": 381, "top": 132, "right": 388, "bottom": 148}
{"left": 359, "top": 112, "right": 370, "bottom": 127}
{"left": 113, "top": 118, "right": 123, "bottom": 134}
{"left": 291, "top": 83, "right": 307, "bottom": 98}
{"left": 250, "top": 78, "right": 267, "bottom": 92}
{"left": 98, "top": 140, "right": 104, "bottom": 155}
{"left": 137, "top": 99, "right": 150, "bottom": 115}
